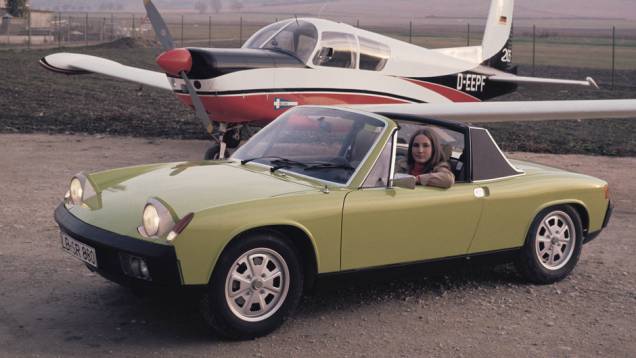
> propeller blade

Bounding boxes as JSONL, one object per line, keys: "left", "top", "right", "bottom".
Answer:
{"left": 143, "top": 0, "right": 175, "bottom": 51}
{"left": 179, "top": 72, "right": 214, "bottom": 135}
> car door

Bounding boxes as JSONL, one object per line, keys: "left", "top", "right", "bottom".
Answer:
{"left": 340, "top": 132, "right": 484, "bottom": 271}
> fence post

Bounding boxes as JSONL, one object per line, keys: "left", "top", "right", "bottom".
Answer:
{"left": 27, "top": 9, "right": 32, "bottom": 49}
{"left": 611, "top": 25, "right": 616, "bottom": 90}
{"left": 101, "top": 17, "right": 105, "bottom": 42}
{"left": 57, "top": 12, "right": 61, "bottom": 47}
{"left": 239, "top": 16, "right": 243, "bottom": 45}
{"left": 532, "top": 24, "right": 536, "bottom": 76}
{"left": 111, "top": 13, "right": 114, "bottom": 41}
{"left": 132, "top": 14, "right": 136, "bottom": 39}
{"left": 409, "top": 20, "right": 412, "bottom": 43}
{"left": 467, "top": 23, "right": 470, "bottom": 46}
{"left": 181, "top": 15, "right": 184, "bottom": 47}
{"left": 85, "top": 13, "right": 88, "bottom": 46}
{"left": 208, "top": 15, "right": 212, "bottom": 47}
{"left": 67, "top": 16, "right": 70, "bottom": 43}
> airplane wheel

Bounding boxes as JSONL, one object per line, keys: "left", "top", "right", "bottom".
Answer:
{"left": 204, "top": 144, "right": 230, "bottom": 160}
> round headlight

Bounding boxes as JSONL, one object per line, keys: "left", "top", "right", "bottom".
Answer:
{"left": 143, "top": 204, "right": 160, "bottom": 237}
{"left": 69, "top": 177, "right": 83, "bottom": 205}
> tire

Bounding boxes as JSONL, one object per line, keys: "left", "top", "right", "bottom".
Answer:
{"left": 203, "top": 144, "right": 230, "bottom": 160}
{"left": 201, "top": 233, "right": 303, "bottom": 340}
{"left": 515, "top": 205, "right": 583, "bottom": 284}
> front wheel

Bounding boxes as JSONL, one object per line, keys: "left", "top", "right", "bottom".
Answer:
{"left": 201, "top": 233, "right": 303, "bottom": 339}
{"left": 515, "top": 205, "right": 583, "bottom": 284}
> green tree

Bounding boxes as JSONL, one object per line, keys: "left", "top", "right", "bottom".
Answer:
{"left": 7, "top": 0, "right": 28, "bottom": 17}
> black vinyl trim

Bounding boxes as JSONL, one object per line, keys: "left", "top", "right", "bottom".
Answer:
{"left": 54, "top": 204, "right": 182, "bottom": 287}
{"left": 174, "top": 87, "right": 425, "bottom": 104}
{"left": 602, "top": 200, "right": 613, "bottom": 229}
{"left": 319, "top": 247, "right": 520, "bottom": 278}
{"left": 583, "top": 230, "right": 602, "bottom": 245}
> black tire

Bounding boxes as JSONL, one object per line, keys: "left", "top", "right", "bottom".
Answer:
{"left": 515, "top": 205, "right": 583, "bottom": 284}
{"left": 203, "top": 144, "right": 230, "bottom": 160}
{"left": 201, "top": 232, "right": 303, "bottom": 340}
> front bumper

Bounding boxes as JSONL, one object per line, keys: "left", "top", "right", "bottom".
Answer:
{"left": 583, "top": 200, "right": 613, "bottom": 245}
{"left": 54, "top": 204, "right": 182, "bottom": 287}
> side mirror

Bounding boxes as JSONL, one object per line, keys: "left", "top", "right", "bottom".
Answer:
{"left": 392, "top": 173, "right": 416, "bottom": 189}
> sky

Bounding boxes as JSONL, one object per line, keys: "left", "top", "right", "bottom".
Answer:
{"left": 28, "top": 0, "right": 636, "bottom": 21}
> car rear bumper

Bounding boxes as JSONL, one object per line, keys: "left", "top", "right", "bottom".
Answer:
{"left": 54, "top": 204, "right": 182, "bottom": 287}
{"left": 583, "top": 200, "right": 613, "bottom": 245}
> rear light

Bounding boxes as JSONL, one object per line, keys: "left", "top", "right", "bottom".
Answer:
{"left": 603, "top": 184, "right": 610, "bottom": 200}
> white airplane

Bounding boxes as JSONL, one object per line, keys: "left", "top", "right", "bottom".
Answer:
{"left": 39, "top": 0, "right": 601, "bottom": 159}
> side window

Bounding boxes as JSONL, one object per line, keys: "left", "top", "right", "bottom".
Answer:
{"left": 359, "top": 37, "right": 390, "bottom": 71}
{"left": 313, "top": 32, "right": 358, "bottom": 69}
{"left": 362, "top": 134, "right": 394, "bottom": 188}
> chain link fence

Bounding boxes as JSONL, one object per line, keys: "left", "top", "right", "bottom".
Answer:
{"left": 1, "top": 12, "right": 634, "bottom": 87}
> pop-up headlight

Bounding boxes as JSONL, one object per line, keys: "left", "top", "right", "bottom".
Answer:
{"left": 66, "top": 172, "right": 97, "bottom": 206}
{"left": 138, "top": 198, "right": 176, "bottom": 238}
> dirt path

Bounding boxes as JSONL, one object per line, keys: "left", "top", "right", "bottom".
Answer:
{"left": 1, "top": 133, "right": 634, "bottom": 357}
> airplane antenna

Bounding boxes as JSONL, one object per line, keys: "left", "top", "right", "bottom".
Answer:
{"left": 318, "top": 2, "right": 328, "bottom": 17}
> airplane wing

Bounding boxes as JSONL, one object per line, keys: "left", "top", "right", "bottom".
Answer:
{"left": 350, "top": 99, "right": 636, "bottom": 123}
{"left": 487, "top": 74, "right": 599, "bottom": 88}
{"left": 39, "top": 53, "right": 172, "bottom": 91}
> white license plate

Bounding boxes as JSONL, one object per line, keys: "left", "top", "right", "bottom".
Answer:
{"left": 61, "top": 232, "right": 98, "bottom": 268}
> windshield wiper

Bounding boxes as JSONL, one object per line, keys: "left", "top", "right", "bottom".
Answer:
{"left": 303, "top": 162, "right": 355, "bottom": 171}
{"left": 270, "top": 158, "right": 308, "bottom": 173}
{"left": 241, "top": 156, "right": 288, "bottom": 165}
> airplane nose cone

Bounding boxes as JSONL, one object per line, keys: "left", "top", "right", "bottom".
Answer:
{"left": 156, "top": 48, "right": 192, "bottom": 76}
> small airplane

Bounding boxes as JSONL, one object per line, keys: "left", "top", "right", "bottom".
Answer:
{"left": 40, "top": 0, "right": 600, "bottom": 159}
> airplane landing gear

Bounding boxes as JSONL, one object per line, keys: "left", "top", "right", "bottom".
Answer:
{"left": 204, "top": 124, "right": 255, "bottom": 160}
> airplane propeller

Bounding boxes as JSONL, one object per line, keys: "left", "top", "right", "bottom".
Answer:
{"left": 142, "top": 0, "right": 215, "bottom": 137}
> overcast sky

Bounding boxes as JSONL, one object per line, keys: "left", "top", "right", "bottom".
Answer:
{"left": 29, "top": 0, "right": 636, "bottom": 20}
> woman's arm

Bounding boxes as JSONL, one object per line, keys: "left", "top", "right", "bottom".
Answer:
{"left": 417, "top": 163, "right": 455, "bottom": 189}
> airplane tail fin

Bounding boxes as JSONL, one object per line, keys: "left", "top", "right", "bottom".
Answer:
{"left": 433, "top": 0, "right": 514, "bottom": 71}
{"left": 480, "top": 0, "right": 514, "bottom": 69}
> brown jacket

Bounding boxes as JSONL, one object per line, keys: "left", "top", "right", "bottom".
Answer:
{"left": 396, "top": 158, "right": 455, "bottom": 189}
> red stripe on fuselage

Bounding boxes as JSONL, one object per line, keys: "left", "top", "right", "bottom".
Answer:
{"left": 176, "top": 92, "right": 409, "bottom": 124}
{"left": 404, "top": 78, "right": 480, "bottom": 103}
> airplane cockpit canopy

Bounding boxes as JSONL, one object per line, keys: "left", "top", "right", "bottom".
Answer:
{"left": 244, "top": 20, "right": 318, "bottom": 64}
{"left": 244, "top": 19, "right": 390, "bottom": 71}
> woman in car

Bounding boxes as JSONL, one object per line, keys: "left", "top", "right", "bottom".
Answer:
{"left": 397, "top": 128, "right": 455, "bottom": 189}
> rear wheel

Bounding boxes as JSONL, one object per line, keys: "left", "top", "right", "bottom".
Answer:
{"left": 515, "top": 205, "right": 583, "bottom": 284}
{"left": 201, "top": 233, "right": 303, "bottom": 339}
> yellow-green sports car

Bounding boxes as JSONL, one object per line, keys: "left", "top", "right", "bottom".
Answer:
{"left": 55, "top": 105, "right": 614, "bottom": 339}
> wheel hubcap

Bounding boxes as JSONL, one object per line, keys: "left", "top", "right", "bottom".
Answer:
{"left": 535, "top": 211, "right": 576, "bottom": 271}
{"left": 225, "top": 248, "right": 290, "bottom": 322}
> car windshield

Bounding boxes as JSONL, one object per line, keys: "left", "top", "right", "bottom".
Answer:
{"left": 232, "top": 107, "right": 387, "bottom": 185}
{"left": 259, "top": 21, "right": 318, "bottom": 63}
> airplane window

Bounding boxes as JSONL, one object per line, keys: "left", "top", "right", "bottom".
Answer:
{"left": 243, "top": 21, "right": 291, "bottom": 49}
{"left": 359, "top": 37, "right": 390, "bottom": 71}
{"left": 261, "top": 21, "right": 318, "bottom": 63}
{"left": 313, "top": 32, "right": 358, "bottom": 69}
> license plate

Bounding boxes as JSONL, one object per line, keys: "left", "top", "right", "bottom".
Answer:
{"left": 61, "top": 232, "right": 98, "bottom": 268}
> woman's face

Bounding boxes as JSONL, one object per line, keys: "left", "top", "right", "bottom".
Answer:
{"left": 412, "top": 134, "right": 433, "bottom": 164}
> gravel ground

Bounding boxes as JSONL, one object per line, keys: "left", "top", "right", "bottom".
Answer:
{"left": 1, "top": 134, "right": 634, "bottom": 357}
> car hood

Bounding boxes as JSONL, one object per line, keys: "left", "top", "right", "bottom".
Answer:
{"left": 68, "top": 161, "right": 318, "bottom": 238}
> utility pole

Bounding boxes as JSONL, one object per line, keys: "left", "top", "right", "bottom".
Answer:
{"left": 532, "top": 24, "right": 536, "bottom": 76}
{"left": 208, "top": 15, "right": 212, "bottom": 47}
{"left": 85, "top": 13, "right": 88, "bottom": 46}
{"left": 409, "top": 21, "right": 412, "bottom": 44}
{"left": 467, "top": 23, "right": 470, "bottom": 46}
{"left": 611, "top": 26, "right": 616, "bottom": 90}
